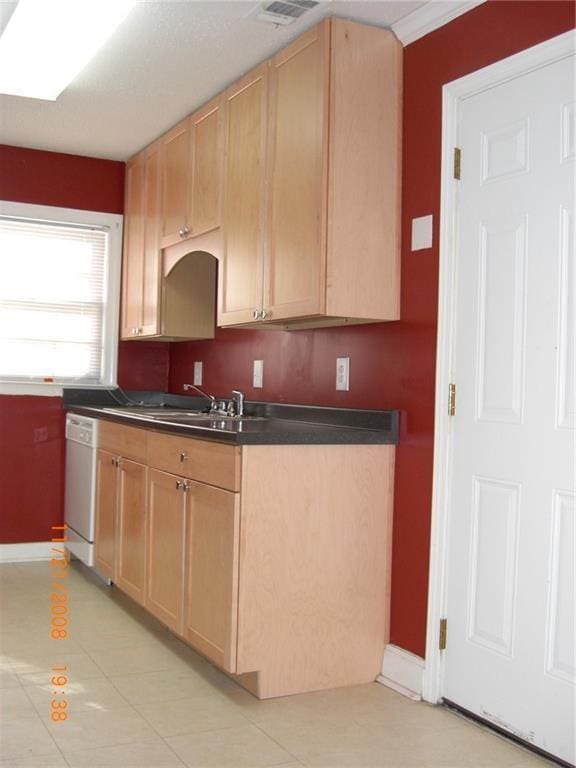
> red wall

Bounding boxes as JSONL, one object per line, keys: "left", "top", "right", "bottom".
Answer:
{"left": 0, "top": 146, "right": 169, "bottom": 544}
{"left": 1, "top": 0, "right": 573, "bottom": 652}
{"left": 169, "top": 1, "right": 575, "bottom": 657}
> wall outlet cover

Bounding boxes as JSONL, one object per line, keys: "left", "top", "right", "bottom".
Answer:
{"left": 411, "top": 214, "right": 433, "bottom": 251}
{"left": 193, "top": 361, "right": 203, "bottom": 386}
{"left": 336, "top": 357, "right": 350, "bottom": 391}
{"left": 253, "top": 359, "right": 264, "bottom": 388}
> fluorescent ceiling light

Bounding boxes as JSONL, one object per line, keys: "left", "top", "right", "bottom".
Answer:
{"left": 0, "top": 0, "right": 137, "bottom": 101}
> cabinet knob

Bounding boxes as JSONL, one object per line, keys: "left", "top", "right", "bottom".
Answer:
{"left": 183, "top": 481, "right": 190, "bottom": 492}
{"left": 253, "top": 309, "right": 261, "bottom": 320}
{"left": 175, "top": 479, "right": 183, "bottom": 490}
{"left": 261, "top": 309, "right": 268, "bottom": 320}
{"left": 179, "top": 452, "right": 188, "bottom": 463}
{"left": 178, "top": 226, "right": 190, "bottom": 238}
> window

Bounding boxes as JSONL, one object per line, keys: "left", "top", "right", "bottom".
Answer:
{"left": 0, "top": 201, "right": 122, "bottom": 393}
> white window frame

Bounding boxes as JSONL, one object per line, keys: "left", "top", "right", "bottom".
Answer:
{"left": 0, "top": 200, "right": 123, "bottom": 397}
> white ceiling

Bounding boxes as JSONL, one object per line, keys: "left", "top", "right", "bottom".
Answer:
{"left": 0, "top": 0, "right": 431, "bottom": 161}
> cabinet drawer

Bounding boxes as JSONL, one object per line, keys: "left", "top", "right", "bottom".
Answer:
{"left": 147, "top": 432, "right": 240, "bottom": 491}
{"left": 98, "top": 421, "right": 147, "bottom": 462}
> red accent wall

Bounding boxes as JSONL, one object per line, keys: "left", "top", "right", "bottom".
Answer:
{"left": 0, "top": 146, "right": 169, "bottom": 544}
{"left": 169, "top": 1, "right": 575, "bottom": 657}
{"left": 0, "top": 145, "right": 125, "bottom": 214}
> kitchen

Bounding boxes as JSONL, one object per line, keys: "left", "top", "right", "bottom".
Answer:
{"left": 0, "top": 1, "right": 574, "bottom": 767}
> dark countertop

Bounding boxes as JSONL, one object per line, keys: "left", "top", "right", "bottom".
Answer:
{"left": 64, "top": 390, "right": 400, "bottom": 446}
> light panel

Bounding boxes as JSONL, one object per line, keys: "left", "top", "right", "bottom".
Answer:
{"left": 0, "top": 0, "right": 137, "bottom": 101}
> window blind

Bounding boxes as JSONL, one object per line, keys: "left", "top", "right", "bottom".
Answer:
{"left": 0, "top": 216, "right": 111, "bottom": 385}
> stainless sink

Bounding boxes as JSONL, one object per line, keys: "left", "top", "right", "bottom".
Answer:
{"left": 100, "top": 407, "right": 265, "bottom": 422}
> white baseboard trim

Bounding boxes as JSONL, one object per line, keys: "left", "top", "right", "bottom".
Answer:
{"left": 377, "top": 644, "right": 425, "bottom": 701}
{"left": 0, "top": 542, "right": 53, "bottom": 562}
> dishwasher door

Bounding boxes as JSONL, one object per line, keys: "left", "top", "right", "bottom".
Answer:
{"left": 64, "top": 415, "right": 99, "bottom": 566}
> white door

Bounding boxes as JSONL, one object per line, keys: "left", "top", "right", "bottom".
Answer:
{"left": 444, "top": 54, "right": 575, "bottom": 764}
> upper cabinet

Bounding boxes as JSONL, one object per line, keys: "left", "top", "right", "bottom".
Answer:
{"left": 161, "top": 95, "right": 224, "bottom": 249}
{"left": 121, "top": 129, "right": 217, "bottom": 342}
{"left": 218, "top": 18, "right": 402, "bottom": 330}
{"left": 219, "top": 63, "right": 269, "bottom": 326}
{"left": 121, "top": 140, "right": 162, "bottom": 339}
{"left": 121, "top": 17, "right": 401, "bottom": 338}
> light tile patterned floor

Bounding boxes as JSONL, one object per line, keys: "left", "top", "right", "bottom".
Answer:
{"left": 0, "top": 562, "right": 557, "bottom": 768}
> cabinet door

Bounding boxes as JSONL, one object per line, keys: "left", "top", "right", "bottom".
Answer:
{"left": 94, "top": 449, "right": 118, "bottom": 580}
{"left": 121, "top": 157, "right": 145, "bottom": 339}
{"left": 161, "top": 119, "right": 191, "bottom": 249}
{"left": 219, "top": 62, "right": 269, "bottom": 326}
{"left": 146, "top": 469, "right": 187, "bottom": 634}
{"left": 265, "top": 23, "right": 328, "bottom": 321}
{"left": 140, "top": 144, "right": 161, "bottom": 336}
{"left": 115, "top": 459, "right": 147, "bottom": 605}
{"left": 190, "top": 95, "right": 224, "bottom": 237}
{"left": 184, "top": 482, "right": 240, "bottom": 672}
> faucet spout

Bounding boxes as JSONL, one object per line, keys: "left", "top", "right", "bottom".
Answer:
{"left": 182, "top": 383, "right": 215, "bottom": 405}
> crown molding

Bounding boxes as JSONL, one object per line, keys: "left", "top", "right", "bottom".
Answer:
{"left": 392, "top": 0, "right": 486, "bottom": 46}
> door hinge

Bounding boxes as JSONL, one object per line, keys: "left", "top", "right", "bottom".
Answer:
{"left": 453, "top": 147, "right": 461, "bottom": 180}
{"left": 448, "top": 383, "right": 456, "bottom": 416}
{"left": 439, "top": 618, "right": 448, "bottom": 650}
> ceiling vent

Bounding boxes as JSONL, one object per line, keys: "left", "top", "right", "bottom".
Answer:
{"left": 254, "top": 0, "right": 319, "bottom": 26}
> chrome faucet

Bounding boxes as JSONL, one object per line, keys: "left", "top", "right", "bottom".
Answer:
{"left": 183, "top": 383, "right": 245, "bottom": 417}
{"left": 232, "top": 390, "right": 245, "bottom": 417}
{"left": 182, "top": 383, "right": 215, "bottom": 407}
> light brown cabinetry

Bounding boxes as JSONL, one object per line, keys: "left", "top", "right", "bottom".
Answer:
{"left": 218, "top": 18, "right": 402, "bottom": 329}
{"left": 93, "top": 418, "right": 395, "bottom": 699}
{"left": 161, "top": 95, "right": 224, "bottom": 249}
{"left": 146, "top": 469, "right": 187, "bottom": 634}
{"left": 185, "top": 481, "right": 240, "bottom": 671}
{"left": 219, "top": 64, "right": 269, "bottom": 325}
{"left": 121, "top": 141, "right": 162, "bottom": 339}
{"left": 121, "top": 137, "right": 216, "bottom": 342}
{"left": 94, "top": 423, "right": 148, "bottom": 604}
{"left": 94, "top": 449, "right": 118, "bottom": 580}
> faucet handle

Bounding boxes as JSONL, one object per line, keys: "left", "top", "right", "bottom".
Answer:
{"left": 231, "top": 390, "right": 245, "bottom": 417}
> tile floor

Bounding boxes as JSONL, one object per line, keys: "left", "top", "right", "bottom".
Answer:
{"left": 0, "top": 561, "right": 558, "bottom": 768}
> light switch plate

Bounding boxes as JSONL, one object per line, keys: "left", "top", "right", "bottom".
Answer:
{"left": 411, "top": 214, "right": 433, "bottom": 251}
{"left": 253, "top": 360, "right": 264, "bottom": 388}
{"left": 336, "top": 357, "right": 350, "bottom": 391}
{"left": 193, "top": 361, "right": 203, "bottom": 386}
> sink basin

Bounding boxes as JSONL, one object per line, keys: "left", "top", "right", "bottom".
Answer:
{"left": 151, "top": 413, "right": 266, "bottom": 422}
{"left": 99, "top": 406, "right": 265, "bottom": 422}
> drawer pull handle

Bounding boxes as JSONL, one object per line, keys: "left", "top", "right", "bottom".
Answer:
{"left": 179, "top": 452, "right": 188, "bottom": 462}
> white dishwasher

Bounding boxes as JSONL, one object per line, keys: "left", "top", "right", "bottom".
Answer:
{"left": 64, "top": 414, "right": 99, "bottom": 566}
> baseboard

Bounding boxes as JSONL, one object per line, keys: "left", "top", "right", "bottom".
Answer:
{"left": 377, "top": 644, "right": 425, "bottom": 701}
{"left": 0, "top": 542, "right": 53, "bottom": 562}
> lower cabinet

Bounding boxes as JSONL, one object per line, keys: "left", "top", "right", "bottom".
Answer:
{"left": 94, "top": 449, "right": 118, "bottom": 580}
{"left": 146, "top": 469, "right": 187, "bottom": 634}
{"left": 115, "top": 458, "right": 147, "bottom": 604}
{"left": 184, "top": 481, "right": 240, "bottom": 672}
{"left": 93, "top": 420, "right": 395, "bottom": 699}
{"left": 94, "top": 447, "right": 147, "bottom": 604}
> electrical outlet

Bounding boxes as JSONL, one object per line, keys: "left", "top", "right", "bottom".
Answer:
{"left": 336, "top": 357, "right": 350, "bottom": 391}
{"left": 33, "top": 427, "right": 48, "bottom": 443}
{"left": 253, "top": 360, "right": 264, "bottom": 388}
{"left": 193, "top": 361, "right": 203, "bottom": 386}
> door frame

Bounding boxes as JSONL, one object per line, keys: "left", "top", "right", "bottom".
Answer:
{"left": 423, "top": 28, "right": 575, "bottom": 704}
